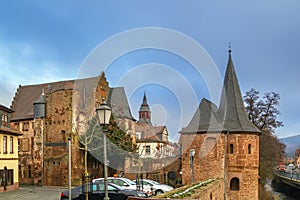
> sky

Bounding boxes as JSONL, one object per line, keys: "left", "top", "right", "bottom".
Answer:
{"left": 0, "top": 0, "right": 300, "bottom": 140}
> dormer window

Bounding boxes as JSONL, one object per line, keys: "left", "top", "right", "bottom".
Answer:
{"left": 1, "top": 114, "right": 8, "bottom": 127}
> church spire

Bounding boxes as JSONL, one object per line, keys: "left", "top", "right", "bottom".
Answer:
{"left": 138, "top": 92, "right": 152, "bottom": 125}
{"left": 218, "top": 50, "right": 260, "bottom": 133}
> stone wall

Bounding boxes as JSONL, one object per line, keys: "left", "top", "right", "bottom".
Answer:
{"left": 180, "top": 133, "right": 259, "bottom": 200}
{"left": 128, "top": 179, "right": 224, "bottom": 200}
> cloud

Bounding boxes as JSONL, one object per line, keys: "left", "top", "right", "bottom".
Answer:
{"left": 0, "top": 40, "right": 76, "bottom": 106}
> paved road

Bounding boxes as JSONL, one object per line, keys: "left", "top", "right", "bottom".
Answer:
{"left": 0, "top": 185, "right": 67, "bottom": 200}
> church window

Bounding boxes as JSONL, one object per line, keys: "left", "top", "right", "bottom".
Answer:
{"left": 248, "top": 144, "right": 251, "bottom": 154}
{"left": 229, "top": 144, "right": 234, "bottom": 154}
{"left": 230, "top": 177, "right": 240, "bottom": 190}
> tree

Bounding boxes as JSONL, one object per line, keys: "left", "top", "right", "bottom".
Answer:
{"left": 80, "top": 116, "right": 138, "bottom": 172}
{"left": 243, "top": 89, "right": 286, "bottom": 189}
{"left": 244, "top": 88, "right": 283, "bottom": 131}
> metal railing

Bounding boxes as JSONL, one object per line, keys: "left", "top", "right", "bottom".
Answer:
{"left": 274, "top": 170, "right": 300, "bottom": 183}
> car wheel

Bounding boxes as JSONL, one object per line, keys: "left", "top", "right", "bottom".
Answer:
{"left": 155, "top": 190, "right": 164, "bottom": 195}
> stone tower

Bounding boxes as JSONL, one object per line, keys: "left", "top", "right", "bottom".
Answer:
{"left": 179, "top": 49, "right": 261, "bottom": 200}
{"left": 137, "top": 93, "right": 152, "bottom": 125}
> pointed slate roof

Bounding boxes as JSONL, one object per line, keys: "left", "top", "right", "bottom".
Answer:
{"left": 180, "top": 98, "right": 223, "bottom": 133}
{"left": 218, "top": 51, "right": 260, "bottom": 133}
{"left": 180, "top": 50, "right": 261, "bottom": 134}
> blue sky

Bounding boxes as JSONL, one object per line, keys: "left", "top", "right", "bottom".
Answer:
{"left": 1, "top": 0, "right": 300, "bottom": 140}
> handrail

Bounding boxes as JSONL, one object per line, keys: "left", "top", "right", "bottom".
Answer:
{"left": 274, "top": 170, "right": 300, "bottom": 183}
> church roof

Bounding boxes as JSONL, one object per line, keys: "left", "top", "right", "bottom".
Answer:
{"left": 180, "top": 50, "right": 261, "bottom": 134}
{"left": 107, "top": 87, "right": 136, "bottom": 121}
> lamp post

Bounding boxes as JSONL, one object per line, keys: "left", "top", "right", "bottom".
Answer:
{"left": 190, "top": 149, "right": 195, "bottom": 183}
{"left": 96, "top": 100, "right": 112, "bottom": 200}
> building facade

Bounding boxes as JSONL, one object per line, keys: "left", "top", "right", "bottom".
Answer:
{"left": 0, "top": 104, "right": 23, "bottom": 192}
{"left": 179, "top": 50, "right": 261, "bottom": 200}
{"left": 10, "top": 72, "right": 110, "bottom": 186}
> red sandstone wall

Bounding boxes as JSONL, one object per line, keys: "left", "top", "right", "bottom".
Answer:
{"left": 180, "top": 133, "right": 259, "bottom": 200}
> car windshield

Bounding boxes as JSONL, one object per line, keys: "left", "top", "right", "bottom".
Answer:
{"left": 123, "top": 178, "right": 136, "bottom": 185}
{"left": 146, "top": 180, "right": 160, "bottom": 185}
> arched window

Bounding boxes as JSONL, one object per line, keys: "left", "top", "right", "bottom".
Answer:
{"left": 230, "top": 177, "right": 240, "bottom": 190}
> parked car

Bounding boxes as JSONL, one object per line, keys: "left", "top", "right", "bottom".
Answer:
{"left": 134, "top": 179, "right": 174, "bottom": 195}
{"left": 60, "top": 182, "right": 148, "bottom": 200}
{"left": 93, "top": 177, "right": 153, "bottom": 196}
{"left": 277, "top": 165, "right": 286, "bottom": 171}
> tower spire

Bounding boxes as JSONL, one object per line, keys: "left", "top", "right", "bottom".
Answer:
{"left": 138, "top": 92, "right": 152, "bottom": 125}
{"left": 218, "top": 49, "right": 260, "bottom": 133}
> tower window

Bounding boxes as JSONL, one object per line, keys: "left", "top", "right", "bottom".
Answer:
{"left": 230, "top": 177, "right": 240, "bottom": 190}
{"left": 229, "top": 144, "right": 234, "bottom": 154}
{"left": 248, "top": 144, "right": 251, "bottom": 154}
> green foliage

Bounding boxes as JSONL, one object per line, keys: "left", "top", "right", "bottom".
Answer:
{"left": 79, "top": 116, "right": 138, "bottom": 169}
{"left": 156, "top": 179, "right": 216, "bottom": 199}
{"left": 243, "top": 88, "right": 286, "bottom": 188}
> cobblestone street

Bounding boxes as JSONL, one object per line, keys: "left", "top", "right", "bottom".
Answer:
{"left": 0, "top": 185, "right": 66, "bottom": 200}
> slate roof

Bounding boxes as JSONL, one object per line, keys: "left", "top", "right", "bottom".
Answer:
{"left": 10, "top": 80, "right": 75, "bottom": 121}
{"left": 0, "top": 104, "right": 22, "bottom": 136}
{"left": 107, "top": 87, "right": 136, "bottom": 121}
{"left": 180, "top": 51, "right": 261, "bottom": 134}
{"left": 10, "top": 77, "right": 135, "bottom": 122}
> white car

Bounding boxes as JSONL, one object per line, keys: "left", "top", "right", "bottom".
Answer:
{"left": 93, "top": 177, "right": 153, "bottom": 196}
{"left": 134, "top": 179, "right": 174, "bottom": 195}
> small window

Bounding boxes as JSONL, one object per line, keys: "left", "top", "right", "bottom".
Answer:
{"left": 229, "top": 144, "right": 234, "bottom": 154}
{"left": 2, "top": 114, "right": 8, "bottom": 127}
{"left": 145, "top": 145, "right": 150, "bottom": 155}
{"left": 136, "top": 132, "right": 142, "bottom": 140}
{"left": 230, "top": 177, "right": 240, "bottom": 190}
{"left": 23, "top": 122, "right": 29, "bottom": 131}
{"left": 248, "top": 144, "right": 251, "bottom": 154}
{"left": 18, "top": 139, "right": 21, "bottom": 152}
{"left": 3, "top": 136, "right": 7, "bottom": 154}
{"left": 28, "top": 165, "right": 32, "bottom": 178}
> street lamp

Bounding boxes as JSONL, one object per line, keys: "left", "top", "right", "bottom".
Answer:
{"left": 190, "top": 149, "right": 195, "bottom": 183}
{"left": 96, "top": 100, "right": 112, "bottom": 200}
